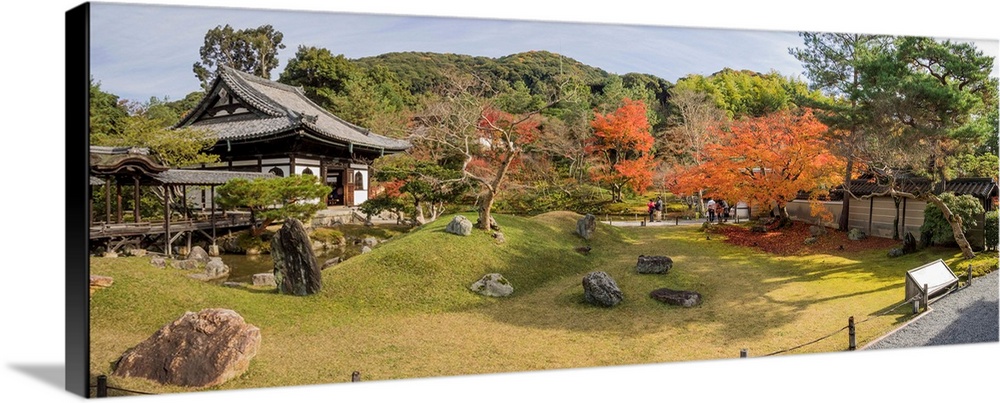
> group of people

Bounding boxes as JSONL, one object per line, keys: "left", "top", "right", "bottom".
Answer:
{"left": 647, "top": 197, "right": 664, "bottom": 222}
{"left": 705, "top": 198, "right": 731, "bottom": 223}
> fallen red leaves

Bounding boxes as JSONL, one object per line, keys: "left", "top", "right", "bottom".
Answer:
{"left": 713, "top": 221, "right": 901, "bottom": 256}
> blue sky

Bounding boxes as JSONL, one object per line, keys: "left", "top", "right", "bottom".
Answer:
{"left": 89, "top": 1, "right": 1000, "bottom": 104}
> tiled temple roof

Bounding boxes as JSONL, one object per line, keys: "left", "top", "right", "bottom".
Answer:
{"left": 150, "top": 169, "right": 275, "bottom": 186}
{"left": 832, "top": 174, "right": 998, "bottom": 200}
{"left": 181, "top": 66, "right": 411, "bottom": 153}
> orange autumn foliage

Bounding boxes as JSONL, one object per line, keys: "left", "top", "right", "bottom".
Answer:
{"left": 669, "top": 109, "right": 843, "bottom": 216}
{"left": 587, "top": 99, "right": 656, "bottom": 200}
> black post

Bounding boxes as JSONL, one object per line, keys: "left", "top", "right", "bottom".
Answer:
{"left": 211, "top": 185, "right": 217, "bottom": 243}
{"left": 675, "top": 217, "right": 679, "bottom": 226}
{"left": 922, "top": 283, "right": 929, "bottom": 311}
{"left": 740, "top": 348, "right": 748, "bottom": 358}
{"left": 351, "top": 371, "right": 361, "bottom": 382}
{"left": 848, "top": 316, "right": 856, "bottom": 351}
{"left": 96, "top": 375, "right": 107, "bottom": 397}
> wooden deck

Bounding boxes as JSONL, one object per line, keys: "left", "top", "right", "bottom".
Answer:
{"left": 89, "top": 214, "right": 254, "bottom": 239}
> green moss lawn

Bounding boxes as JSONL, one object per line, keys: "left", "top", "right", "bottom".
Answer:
{"left": 88, "top": 211, "right": 994, "bottom": 394}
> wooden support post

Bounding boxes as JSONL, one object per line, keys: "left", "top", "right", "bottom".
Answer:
{"left": 96, "top": 375, "right": 107, "bottom": 397}
{"left": 351, "top": 371, "right": 361, "bottom": 382}
{"left": 211, "top": 185, "right": 217, "bottom": 243}
{"left": 967, "top": 265, "right": 974, "bottom": 286}
{"left": 740, "top": 348, "right": 748, "bottom": 358}
{"left": 116, "top": 182, "right": 123, "bottom": 223}
{"left": 922, "top": 284, "right": 929, "bottom": 311}
{"left": 182, "top": 185, "right": 188, "bottom": 220}
{"left": 848, "top": 316, "right": 856, "bottom": 351}
{"left": 912, "top": 298, "right": 920, "bottom": 314}
{"left": 105, "top": 179, "right": 111, "bottom": 223}
{"left": 164, "top": 186, "right": 172, "bottom": 257}
{"left": 133, "top": 176, "right": 141, "bottom": 223}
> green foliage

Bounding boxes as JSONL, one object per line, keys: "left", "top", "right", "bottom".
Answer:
{"left": 216, "top": 175, "right": 331, "bottom": 235}
{"left": 672, "top": 69, "right": 817, "bottom": 119}
{"left": 920, "top": 193, "right": 985, "bottom": 246}
{"left": 278, "top": 46, "right": 414, "bottom": 136}
{"left": 310, "top": 228, "right": 345, "bottom": 245}
{"left": 985, "top": 210, "right": 998, "bottom": 251}
{"left": 89, "top": 77, "right": 128, "bottom": 139}
{"left": 192, "top": 24, "right": 286, "bottom": 89}
{"left": 90, "top": 97, "right": 219, "bottom": 167}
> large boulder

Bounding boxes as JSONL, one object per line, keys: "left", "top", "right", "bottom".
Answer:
{"left": 172, "top": 259, "right": 202, "bottom": 271}
{"left": 848, "top": 228, "right": 867, "bottom": 241}
{"left": 650, "top": 288, "right": 702, "bottom": 307}
{"left": 112, "top": 308, "right": 261, "bottom": 388}
{"left": 577, "top": 214, "right": 597, "bottom": 240}
{"left": 582, "top": 271, "right": 623, "bottom": 307}
{"left": 470, "top": 273, "right": 514, "bottom": 297}
{"left": 445, "top": 215, "right": 473, "bottom": 236}
{"left": 636, "top": 255, "right": 673, "bottom": 274}
{"left": 187, "top": 246, "right": 210, "bottom": 263}
{"left": 271, "top": 218, "right": 322, "bottom": 296}
{"left": 809, "top": 225, "right": 827, "bottom": 237}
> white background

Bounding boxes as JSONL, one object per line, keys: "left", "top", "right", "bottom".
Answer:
{"left": 1, "top": 1, "right": 997, "bottom": 402}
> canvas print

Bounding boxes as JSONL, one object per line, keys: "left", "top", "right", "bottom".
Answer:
{"left": 72, "top": 0, "right": 999, "bottom": 398}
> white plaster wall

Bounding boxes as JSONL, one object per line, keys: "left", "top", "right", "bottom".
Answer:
{"left": 262, "top": 165, "right": 290, "bottom": 177}
{"left": 353, "top": 169, "right": 368, "bottom": 205}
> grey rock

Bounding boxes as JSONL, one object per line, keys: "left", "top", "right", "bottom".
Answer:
{"left": 848, "top": 228, "right": 867, "bottom": 241}
{"left": 112, "top": 308, "right": 261, "bottom": 388}
{"left": 445, "top": 215, "right": 473, "bottom": 236}
{"left": 204, "top": 257, "right": 230, "bottom": 279}
{"left": 150, "top": 256, "right": 166, "bottom": 268}
{"left": 222, "top": 282, "right": 242, "bottom": 288}
{"left": 492, "top": 231, "right": 506, "bottom": 244}
{"left": 321, "top": 257, "right": 341, "bottom": 270}
{"left": 650, "top": 288, "right": 702, "bottom": 307}
{"left": 102, "top": 250, "right": 118, "bottom": 258}
{"left": 126, "top": 249, "right": 147, "bottom": 257}
{"left": 804, "top": 236, "right": 818, "bottom": 245}
{"left": 173, "top": 259, "right": 202, "bottom": 270}
{"left": 362, "top": 237, "right": 378, "bottom": 247}
{"left": 809, "top": 225, "right": 827, "bottom": 237}
{"left": 577, "top": 214, "right": 597, "bottom": 240}
{"left": 636, "top": 255, "right": 673, "bottom": 274}
{"left": 582, "top": 271, "right": 623, "bottom": 307}
{"left": 208, "top": 245, "right": 220, "bottom": 257}
{"left": 470, "top": 273, "right": 514, "bottom": 297}
{"left": 887, "top": 247, "right": 905, "bottom": 258}
{"left": 271, "top": 218, "right": 322, "bottom": 296}
{"left": 361, "top": 246, "right": 372, "bottom": 254}
{"left": 252, "top": 273, "right": 277, "bottom": 287}
{"left": 187, "top": 246, "right": 210, "bottom": 263}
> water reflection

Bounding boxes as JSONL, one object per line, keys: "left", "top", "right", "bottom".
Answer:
{"left": 219, "top": 246, "right": 357, "bottom": 284}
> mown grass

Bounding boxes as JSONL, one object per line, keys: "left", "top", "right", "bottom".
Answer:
{"left": 88, "top": 211, "right": 996, "bottom": 394}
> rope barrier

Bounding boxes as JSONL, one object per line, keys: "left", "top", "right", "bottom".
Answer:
{"left": 761, "top": 325, "right": 849, "bottom": 357}
{"left": 89, "top": 383, "right": 157, "bottom": 396}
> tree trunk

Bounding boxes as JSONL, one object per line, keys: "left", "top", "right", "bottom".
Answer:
{"left": 838, "top": 157, "right": 854, "bottom": 231}
{"left": 776, "top": 204, "right": 792, "bottom": 228}
{"left": 926, "top": 194, "right": 976, "bottom": 259}
{"left": 477, "top": 190, "right": 496, "bottom": 230}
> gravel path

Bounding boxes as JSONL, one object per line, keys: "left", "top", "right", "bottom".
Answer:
{"left": 865, "top": 269, "right": 998, "bottom": 349}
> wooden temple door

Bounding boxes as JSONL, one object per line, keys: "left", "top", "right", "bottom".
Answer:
{"left": 344, "top": 168, "right": 355, "bottom": 206}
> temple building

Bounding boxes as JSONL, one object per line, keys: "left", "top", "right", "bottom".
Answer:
{"left": 174, "top": 65, "right": 412, "bottom": 207}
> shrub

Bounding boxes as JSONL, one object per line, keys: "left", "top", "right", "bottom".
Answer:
{"left": 920, "top": 193, "right": 985, "bottom": 246}
{"left": 985, "top": 210, "right": 998, "bottom": 251}
{"left": 310, "top": 228, "right": 345, "bottom": 245}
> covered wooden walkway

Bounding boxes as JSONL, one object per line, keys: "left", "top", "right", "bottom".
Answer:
{"left": 90, "top": 146, "right": 273, "bottom": 256}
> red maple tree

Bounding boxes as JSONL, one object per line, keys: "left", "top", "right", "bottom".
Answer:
{"left": 668, "top": 108, "right": 843, "bottom": 224}
{"left": 587, "top": 98, "right": 657, "bottom": 202}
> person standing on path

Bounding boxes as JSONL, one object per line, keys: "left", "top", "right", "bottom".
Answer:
{"left": 654, "top": 197, "right": 663, "bottom": 222}
{"left": 647, "top": 199, "right": 656, "bottom": 222}
{"left": 706, "top": 198, "right": 716, "bottom": 223}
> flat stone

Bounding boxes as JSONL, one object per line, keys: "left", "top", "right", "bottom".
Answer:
{"left": 636, "top": 255, "right": 672, "bottom": 274}
{"left": 252, "top": 273, "right": 276, "bottom": 287}
{"left": 650, "top": 288, "right": 702, "bottom": 307}
{"left": 470, "top": 273, "right": 514, "bottom": 297}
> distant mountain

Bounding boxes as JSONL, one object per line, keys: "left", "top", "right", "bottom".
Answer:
{"left": 353, "top": 50, "right": 614, "bottom": 95}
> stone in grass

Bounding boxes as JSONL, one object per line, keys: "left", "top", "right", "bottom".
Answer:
{"left": 650, "top": 288, "right": 702, "bottom": 307}
{"left": 804, "top": 236, "right": 818, "bottom": 245}
{"left": 252, "top": 273, "right": 277, "bottom": 287}
{"left": 887, "top": 247, "right": 905, "bottom": 258}
{"left": 321, "top": 257, "right": 341, "bottom": 270}
{"left": 470, "top": 273, "right": 514, "bottom": 297}
{"left": 112, "top": 308, "right": 261, "bottom": 388}
{"left": 189, "top": 257, "right": 230, "bottom": 281}
{"left": 636, "top": 255, "right": 673, "bottom": 274}
{"left": 187, "top": 246, "right": 211, "bottom": 263}
{"left": 90, "top": 275, "right": 114, "bottom": 297}
{"left": 577, "top": 214, "right": 597, "bottom": 240}
{"left": 582, "top": 271, "right": 622, "bottom": 307}
{"left": 271, "top": 218, "right": 322, "bottom": 296}
{"left": 445, "top": 215, "right": 473, "bottom": 236}
{"left": 150, "top": 256, "right": 166, "bottom": 268}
